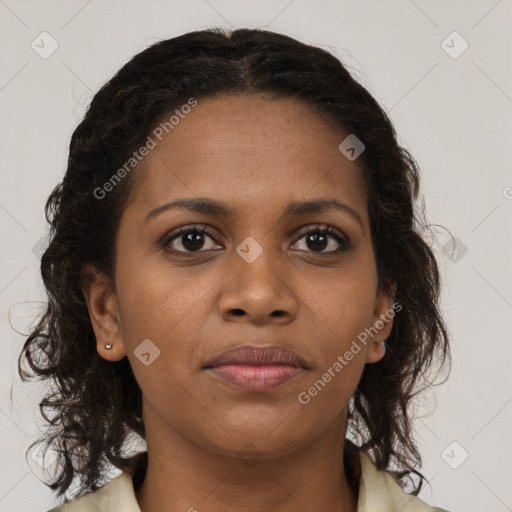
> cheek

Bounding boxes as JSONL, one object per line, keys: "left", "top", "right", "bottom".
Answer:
{"left": 314, "top": 291, "right": 374, "bottom": 331}
{"left": 296, "top": 257, "right": 377, "bottom": 406}
{"left": 296, "top": 288, "right": 372, "bottom": 420}
{"left": 115, "top": 250, "right": 210, "bottom": 342}
{"left": 114, "top": 254, "right": 220, "bottom": 392}
{"left": 301, "top": 262, "right": 378, "bottom": 348}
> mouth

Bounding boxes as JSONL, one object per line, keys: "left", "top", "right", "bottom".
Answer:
{"left": 203, "top": 345, "right": 308, "bottom": 392}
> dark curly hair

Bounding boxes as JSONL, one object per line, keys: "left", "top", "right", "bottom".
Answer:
{"left": 18, "top": 26, "right": 450, "bottom": 501}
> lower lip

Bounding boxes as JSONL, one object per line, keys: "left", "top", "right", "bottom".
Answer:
{"left": 206, "top": 364, "right": 305, "bottom": 392}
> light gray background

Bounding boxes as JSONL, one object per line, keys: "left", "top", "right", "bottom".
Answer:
{"left": 1, "top": 1, "right": 511, "bottom": 511}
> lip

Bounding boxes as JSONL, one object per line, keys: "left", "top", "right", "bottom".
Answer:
{"left": 203, "top": 345, "right": 308, "bottom": 368}
{"left": 203, "top": 345, "right": 308, "bottom": 393}
{"left": 207, "top": 364, "right": 305, "bottom": 392}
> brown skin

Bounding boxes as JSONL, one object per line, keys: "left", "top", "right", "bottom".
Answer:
{"left": 83, "top": 93, "right": 395, "bottom": 512}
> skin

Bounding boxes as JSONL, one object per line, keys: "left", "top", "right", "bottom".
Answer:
{"left": 83, "top": 93, "right": 395, "bottom": 512}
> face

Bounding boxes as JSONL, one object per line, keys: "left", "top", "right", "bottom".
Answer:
{"left": 84, "top": 93, "right": 394, "bottom": 460}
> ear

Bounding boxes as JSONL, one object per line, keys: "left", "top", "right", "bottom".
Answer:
{"left": 365, "top": 281, "right": 397, "bottom": 364}
{"left": 81, "top": 264, "right": 127, "bottom": 362}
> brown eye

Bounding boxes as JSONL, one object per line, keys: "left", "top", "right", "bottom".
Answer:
{"left": 291, "top": 225, "right": 349, "bottom": 254}
{"left": 162, "top": 225, "right": 222, "bottom": 254}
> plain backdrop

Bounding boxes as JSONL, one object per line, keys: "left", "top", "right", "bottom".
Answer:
{"left": 1, "top": 1, "right": 511, "bottom": 511}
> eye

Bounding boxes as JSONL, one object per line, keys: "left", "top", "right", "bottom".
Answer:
{"left": 161, "top": 224, "right": 222, "bottom": 254}
{"left": 291, "top": 224, "right": 349, "bottom": 254}
{"left": 161, "top": 223, "right": 350, "bottom": 256}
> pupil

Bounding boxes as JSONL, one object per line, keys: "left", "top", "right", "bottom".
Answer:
{"left": 308, "top": 233, "right": 326, "bottom": 251}
{"left": 180, "top": 231, "right": 329, "bottom": 252}
{"left": 183, "top": 232, "right": 204, "bottom": 251}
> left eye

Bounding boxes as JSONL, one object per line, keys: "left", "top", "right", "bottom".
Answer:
{"left": 291, "top": 224, "right": 349, "bottom": 254}
{"left": 162, "top": 224, "right": 349, "bottom": 255}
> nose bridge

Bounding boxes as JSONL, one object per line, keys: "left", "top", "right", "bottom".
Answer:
{"left": 218, "top": 233, "right": 298, "bottom": 323}
{"left": 235, "top": 233, "right": 285, "bottom": 295}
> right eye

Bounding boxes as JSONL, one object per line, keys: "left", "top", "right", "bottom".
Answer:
{"left": 160, "top": 224, "right": 224, "bottom": 254}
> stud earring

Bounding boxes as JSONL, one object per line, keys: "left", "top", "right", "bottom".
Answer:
{"left": 105, "top": 342, "right": 113, "bottom": 350}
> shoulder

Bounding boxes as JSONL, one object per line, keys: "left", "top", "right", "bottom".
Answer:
{"left": 357, "top": 451, "right": 451, "bottom": 512}
{"left": 45, "top": 472, "right": 141, "bottom": 512}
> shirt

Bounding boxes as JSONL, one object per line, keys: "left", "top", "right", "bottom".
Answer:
{"left": 46, "top": 450, "right": 450, "bottom": 512}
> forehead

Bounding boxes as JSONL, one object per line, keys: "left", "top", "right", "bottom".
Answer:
{"left": 123, "top": 93, "right": 367, "bottom": 222}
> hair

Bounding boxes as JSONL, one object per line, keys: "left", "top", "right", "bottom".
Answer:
{"left": 18, "top": 27, "right": 450, "bottom": 500}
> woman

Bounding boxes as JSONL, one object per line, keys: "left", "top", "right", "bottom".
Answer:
{"left": 20, "top": 27, "right": 451, "bottom": 512}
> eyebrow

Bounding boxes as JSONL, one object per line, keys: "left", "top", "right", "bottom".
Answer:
{"left": 144, "top": 197, "right": 364, "bottom": 230}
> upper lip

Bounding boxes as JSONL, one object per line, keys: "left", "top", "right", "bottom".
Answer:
{"left": 203, "top": 345, "right": 308, "bottom": 369}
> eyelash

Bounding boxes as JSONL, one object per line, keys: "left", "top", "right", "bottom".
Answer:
{"left": 160, "top": 223, "right": 350, "bottom": 256}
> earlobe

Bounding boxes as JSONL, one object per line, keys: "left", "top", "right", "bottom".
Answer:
{"left": 366, "top": 340, "right": 387, "bottom": 364}
{"left": 81, "top": 265, "right": 127, "bottom": 362}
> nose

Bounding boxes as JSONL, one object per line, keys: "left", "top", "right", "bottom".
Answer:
{"left": 218, "top": 248, "right": 299, "bottom": 326}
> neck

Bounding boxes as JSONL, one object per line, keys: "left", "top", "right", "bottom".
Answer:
{"left": 135, "top": 403, "right": 359, "bottom": 512}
